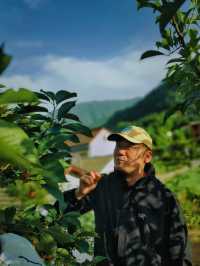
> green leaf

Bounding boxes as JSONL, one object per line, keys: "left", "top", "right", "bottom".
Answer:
{"left": 0, "top": 88, "right": 38, "bottom": 105}
{"left": 47, "top": 225, "right": 69, "bottom": 245}
{"left": 47, "top": 124, "right": 61, "bottom": 135}
{"left": 39, "top": 232, "right": 56, "bottom": 251}
{"left": 167, "top": 58, "right": 184, "bottom": 64}
{"left": 43, "top": 159, "right": 66, "bottom": 183}
{"left": 78, "top": 239, "right": 89, "bottom": 253}
{"left": 159, "top": 1, "right": 185, "bottom": 32}
{"left": 41, "top": 152, "right": 71, "bottom": 162}
{"left": 56, "top": 90, "right": 77, "bottom": 104}
{"left": 5, "top": 207, "right": 16, "bottom": 222}
{"left": 41, "top": 89, "right": 55, "bottom": 101}
{"left": 62, "top": 113, "right": 80, "bottom": 122}
{"left": 137, "top": 1, "right": 161, "bottom": 12}
{"left": 53, "top": 134, "right": 80, "bottom": 146}
{"left": 0, "top": 43, "right": 12, "bottom": 75}
{"left": 0, "top": 119, "right": 40, "bottom": 171}
{"left": 43, "top": 182, "right": 65, "bottom": 211}
{"left": 57, "top": 101, "right": 76, "bottom": 121}
{"left": 93, "top": 256, "right": 106, "bottom": 264}
{"left": 140, "top": 50, "right": 164, "bottom": 60}
{"left": 34, "top": 91, "right": 50, "bottom": 102}
{"left": 16, "top": 104, "right": 48, "bottom": 114}
{"left": 0, "top": 209, "right": 5, "bottom": 223}
{"left": 63, "top": 123, "right": 92, "bottom": 137}
{"left": 46, "top": 134, "right": 72, "bottom": 150}
{"left": 31, "top": 113, "right": 50, "bottom": 121}
{"left": 60, "top": 211, "right": 81, "bottom": 227}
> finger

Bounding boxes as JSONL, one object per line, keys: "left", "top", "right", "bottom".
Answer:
{"left": 90, "top": 171, "right": 101, "bottom": 182}
{"left": 81, "top": 175, "right": 95, "bottom": 186}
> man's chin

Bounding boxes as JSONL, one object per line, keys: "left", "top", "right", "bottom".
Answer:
{"left": 114, "top": 165, "right": 129, "bottom": 174}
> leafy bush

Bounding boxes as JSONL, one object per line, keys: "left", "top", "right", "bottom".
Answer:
{"left": 166, "top": 167, "right": 200, "bottom": 229}
{"left": 117, "top": 112, "right": 200, "bottom": 171}
{"left": 0, "top": 45, "right": 103, "bottom": 265}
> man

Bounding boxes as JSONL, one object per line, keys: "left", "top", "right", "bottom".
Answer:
{"left": 61, "top": 126, "right": 192, "bottom": 266}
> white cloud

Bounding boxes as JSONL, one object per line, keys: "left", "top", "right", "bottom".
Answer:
{"left": 0, "top": 49, "right": 169, "bottom": 102}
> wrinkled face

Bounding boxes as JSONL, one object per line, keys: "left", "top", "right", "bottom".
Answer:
{"left": 114, "top": 139, "right": 152, "bottom": 175}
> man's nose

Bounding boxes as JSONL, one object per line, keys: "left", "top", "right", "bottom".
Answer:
{"left": 117, "top": 148, "right": 126, "bottom": 155}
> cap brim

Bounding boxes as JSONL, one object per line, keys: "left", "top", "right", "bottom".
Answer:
{"left": 108, "top": 133, "right": 141, "bottom": 144}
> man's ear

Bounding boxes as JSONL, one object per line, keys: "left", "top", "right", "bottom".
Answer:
{"left": 144, "top": 149, "right": 152, "bottom": 164}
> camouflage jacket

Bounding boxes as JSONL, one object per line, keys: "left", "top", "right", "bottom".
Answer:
{"left": 62, "top": 171, "right": 192, "bottom": 266}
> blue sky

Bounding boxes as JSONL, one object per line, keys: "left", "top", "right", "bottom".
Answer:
{"left": 0, "top": 0, "right": 168, "bottom": 102}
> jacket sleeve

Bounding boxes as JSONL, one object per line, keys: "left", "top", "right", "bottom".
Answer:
{"left": 54, "top": 188, "right": 96, "bottom": 214}
{"left": 64, "top": 189, "right": 95, "bottom": 213}
{"left": 167, "top": 195, "right": 192, "bottom": 266}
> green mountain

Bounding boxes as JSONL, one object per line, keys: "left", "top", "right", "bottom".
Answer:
{"left": 105, "top": 82, "right": 175, "bottom": 129}
{"left": 72, "top": 98, "right": 140, "bottom": 128}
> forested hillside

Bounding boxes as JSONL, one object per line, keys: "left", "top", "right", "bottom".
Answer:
{"left": 106, "top": 82, "right": 175, "bottom": 129}
{"left": 72, "top": 97, "right": 140, "bottom": 128}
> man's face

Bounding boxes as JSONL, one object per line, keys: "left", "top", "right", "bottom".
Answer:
{"left": 114, "top": 139, "right": 152, "bottom": 175}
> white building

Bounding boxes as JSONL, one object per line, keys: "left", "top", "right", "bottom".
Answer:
{"left": 88, "top": 128, "right": 115, "bottom": 157}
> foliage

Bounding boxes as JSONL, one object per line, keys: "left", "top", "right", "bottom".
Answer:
{"left": 74, "top": 97, "right": 140, "bottom": 128}
{"left": 137, "top": 0, "right": 200, "bottom": 116}
{"left": 0, "top": 45, "right": 104, "bottom": 265}
{"left": 106, "top": 82, "right": 177, "bottom": 129}
{"left": 80, "top": 211, "right": 95, "bottom": 233}
{"left": 0, "top": 43, "right": 12, "bottom": 75}
{"left": 117, "top": 112, "right": 200, "bottom": 169}
{"left": 166, "top": 167, "right": 200, "bottom": 229}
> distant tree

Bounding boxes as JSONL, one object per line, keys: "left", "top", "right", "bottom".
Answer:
{"left": 137, "top": 0, "right": 200, "bottom": 116}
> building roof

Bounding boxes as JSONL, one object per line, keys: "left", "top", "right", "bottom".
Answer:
{"left": 65, "top": 127, "right": 112, "bottom": 147}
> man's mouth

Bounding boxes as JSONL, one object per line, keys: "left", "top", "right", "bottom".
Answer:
{"left": 116, "top": 156, "right": 128, "bottom": 162}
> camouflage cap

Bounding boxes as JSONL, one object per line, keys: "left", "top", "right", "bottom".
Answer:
{"left": 108, "top": 125, "right": 153, "bottom": 150}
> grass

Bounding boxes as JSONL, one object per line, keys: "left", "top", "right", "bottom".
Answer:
{"left": 72, "top": 155, "right": 113, "bottom": 172}
{"left": 165, "top": 166, "right": 200, "bottom": 229}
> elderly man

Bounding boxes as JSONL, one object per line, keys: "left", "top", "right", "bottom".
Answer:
{"left": 61, "top": 126, "right": 192, "bottom": 266}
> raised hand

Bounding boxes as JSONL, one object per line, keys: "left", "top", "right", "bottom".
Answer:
{"left": 75, "top": 171, "right": 102, "bottom": 199}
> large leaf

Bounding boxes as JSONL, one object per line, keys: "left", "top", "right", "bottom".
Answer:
{"left": 0, "top": 88, "right": 38, "bottom": 104}
{"left": 63, "top": 123, "right": 92, "bottom": 137}
{"left": 167, "top": 58, "right": 184, "bottom": 64}
{"left": 34, "top": 91, "right": 50, "bottom": 102}
{"left": 137, "top": 1, "right": 161, "bottom": 12}
{"left": 140, "top": 50, "right": 164, "bottom": 60}
{"left": 57, "top": 101, "right": 76, "bottom": 121}
{"left": 63, "top": 113, "right": 80, "bottom": 122}
{"left": 16, "top": 104, "right": 48, "bottom": 114}
{"left": 60, "top": 211, "right": 81, "bottom": 227}
{"left": 31, "top": 113, "right": 51, "bottom": 121}
{"left": 0, "top": 119, "right": 40, "bottom": 171}
{"left": 43, "top": 181, "right": 65, "bottom": 211}
{"left": 0, "top": 43, "right": 12, "bottom": 75}
{"left": 55, "top": 134, "right": 80, "bottom": 145}
{"left": 47, "top": 225, "right": 69, "bottom": 245}
{"left": 5, "top": 207, "right": 16, "bottom": 223}
{"left": 78, "top": 239, "right": 90, "bottom": 253}
{"left": 56, "top": 90, "right": 77, "bottom": 104}
{"left": 45, "top": 134, "right": 74, "bottom": 150}
{"left": 40, "top": 89, "right": 55, "bottom": 101}
{"left": 40, "top": 152, "right": 71, "bottom": 162}
{"left": 43, "top": 159, "right": 66, "bottom": 183}
{"left": 159, "top": 0, "right": 185, "bottom": 32}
